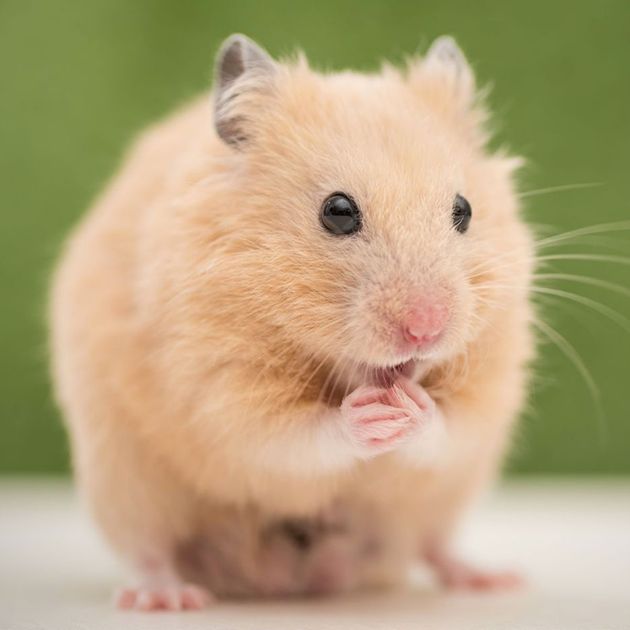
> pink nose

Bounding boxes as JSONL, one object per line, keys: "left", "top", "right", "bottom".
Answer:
{"left": 402, "top": 301, "right": 449, "bottom": 347}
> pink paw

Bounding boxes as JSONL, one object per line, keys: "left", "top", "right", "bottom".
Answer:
{"left": 340, "top": 378, "right": 435, "bottom": 458}
{"left": 426, "top": 549, "right": 524, "bottom": 592}
{"left": 115, "top": 582, "right": 212, "bottom": 611}
{"left": 442, "top": 566, "right": 524, "bottom": 592}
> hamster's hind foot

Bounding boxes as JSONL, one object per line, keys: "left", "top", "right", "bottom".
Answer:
{"left": 425, "top": 547, "right": 524, "bottom": 592}
{"left": 115, "top": 582, "right": 213, "bottom": 611}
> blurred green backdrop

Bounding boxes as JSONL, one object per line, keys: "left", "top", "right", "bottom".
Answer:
{"left": 1, "top": 0, "right": 629, "bottom": 475}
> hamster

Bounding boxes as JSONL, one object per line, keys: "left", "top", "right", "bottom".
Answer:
{"left": 50, "top": 33, "right": 535, "bottom": 610}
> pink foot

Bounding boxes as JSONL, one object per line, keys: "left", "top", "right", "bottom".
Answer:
{"left": 115, "top": 582, "right": 213, "bottom": 611}
{"left": 340, "top": 378, "right": 436, "bottom": 459}
{"left": 426, "top": 549, "right": 524, "bottom": 592}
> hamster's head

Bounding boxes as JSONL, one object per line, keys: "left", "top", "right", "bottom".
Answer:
{"left": 204, "top": 34, "right": 533, "bottom": 385}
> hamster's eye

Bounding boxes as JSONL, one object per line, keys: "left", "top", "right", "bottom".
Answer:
{"left": 452, "top": 194, "right": 472, "bottom": 233}
{"left": 320, "top": 193, "right": 362, "bottom": 236}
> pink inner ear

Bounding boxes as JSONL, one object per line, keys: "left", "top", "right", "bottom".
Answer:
{"left": 424, "top": 36, "right": 470, "bottom": 78}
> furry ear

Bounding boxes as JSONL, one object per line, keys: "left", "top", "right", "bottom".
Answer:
{"left": 213, "top": 34, "right": 277, "bottom": 147}
{"left": 424, "top": 36, "right": 473, "bottom": 87}
{"left": 409, "top": 36, "right": 485, "bottom": 143}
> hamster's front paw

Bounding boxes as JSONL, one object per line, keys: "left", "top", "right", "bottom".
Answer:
{"left": 340, "top": 378, "right": 436, "bottom": 459}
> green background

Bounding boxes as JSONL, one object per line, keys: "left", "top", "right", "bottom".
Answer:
{"left": 1, "top": 0, "right": 629, "bottom": 475}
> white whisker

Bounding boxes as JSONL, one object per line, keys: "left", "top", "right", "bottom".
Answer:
{"left": 535, "top": 273, "right": 630, "bottom": 299}
{"left": 536, "top": 221, "right": 630, "bottom": 250}
{"left": 532, "top": 286, "right": 630, "bottom": 333}
{"left": 519, "top": 182, "right": 601, "bottom": 199}
{"left": 537, "top": 253, "right": 630, "bottom": 265}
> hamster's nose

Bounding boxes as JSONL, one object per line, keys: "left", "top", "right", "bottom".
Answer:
{"left": 402, "top": 300, "right": 450, "bottom": 347}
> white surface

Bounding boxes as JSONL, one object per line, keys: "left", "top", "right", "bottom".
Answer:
{"left": 1, "top": 479, "right": 629, "bottom": 630}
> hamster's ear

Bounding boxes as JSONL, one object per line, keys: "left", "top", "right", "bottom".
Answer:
{"left": 409, "top": 36, "right": 486, "bottom": 143}
{"left": 213, "top": 34, "right": 278, "bottom": 147}
{"left": 423, "top": 36, "right": 474, "bottom": 94}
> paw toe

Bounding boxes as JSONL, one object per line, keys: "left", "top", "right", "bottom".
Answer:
{"left": 115, "top": 584, "right": 212, "bottom": 612}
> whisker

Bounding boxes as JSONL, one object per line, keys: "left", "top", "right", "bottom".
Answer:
{"left": 519, "top": 182, "right": 601, "bottom": 199}
{"left": 532, "top": 286, "right": 630, "bottom": 333}
{"left": 534, "top": 235, "right": 630, "bottom": 252}
{"left": 319, "top": 351, "right": 349, "bottom": 408}
{"left": 536, "top": 221, "right": 630, "bottom": 249}
{"left": 537, "top": 253, "right": 630, "bottom": 266}
{"left": 533, "top": 293, "right": 603, "bottom": 334}
{"left": 532, "top": 319, "right": 605, "bottom": 442}
{"left": 535, "top": 273, "right": 630, "bottom": 299}
{"left": 286, "top": 349, "right": 334, "bottom": 410}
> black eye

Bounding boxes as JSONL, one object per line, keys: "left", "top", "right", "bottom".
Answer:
{"left": 452, "top": 194, "right": 472, "bottom": 233}
{"left": 320, "top": 193, "right": 362, "bottom": 236}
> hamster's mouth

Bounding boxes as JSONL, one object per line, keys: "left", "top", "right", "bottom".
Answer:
{"left": 368, "top": 359, "right": 416, "bottom": 387}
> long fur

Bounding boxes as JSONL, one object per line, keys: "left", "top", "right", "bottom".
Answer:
{"left": 49, "top": 40, "right": 535, "bottom": 596}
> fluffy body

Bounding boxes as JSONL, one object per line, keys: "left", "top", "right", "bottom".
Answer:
{"left": 50, "top": 36, "right": 535, "bottom": 608}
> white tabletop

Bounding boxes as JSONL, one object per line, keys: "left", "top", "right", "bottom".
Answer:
{"left": 1, "top": 478, "right": 629, "bottom": 630}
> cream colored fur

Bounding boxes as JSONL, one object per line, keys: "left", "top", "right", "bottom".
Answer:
{"left": 50, "top": 35, "right": 534, "bottom": 598}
